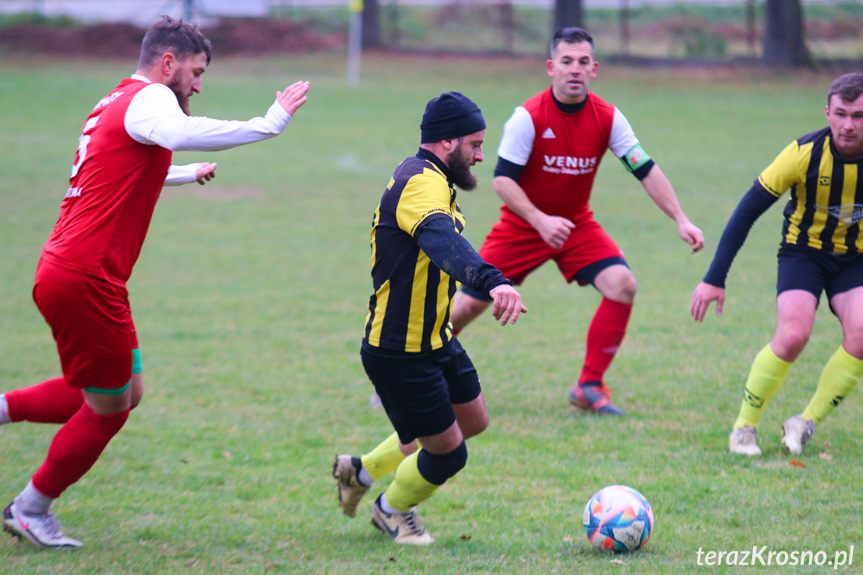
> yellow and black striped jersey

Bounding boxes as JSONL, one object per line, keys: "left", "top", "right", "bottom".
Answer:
{"left": 364, "top": 149, "right": 467, "bottom": 353}
{"left": 759, "top": 127, "right": 863, "bottom": 254}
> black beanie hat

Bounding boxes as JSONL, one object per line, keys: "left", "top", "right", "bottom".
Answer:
{"left": 420, "top": 92, "right": 486, "bottom": 144}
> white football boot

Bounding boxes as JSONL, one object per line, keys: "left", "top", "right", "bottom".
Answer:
{"left": 781, "top": 414, "right": 816, "bottom": 455}
{"left": 729, "top": 425, "right": 762, "bottom": 456}
{"left": 2, "top": 499, "right": 82, "bottom": 549}
{"left": 371, "top": 495, "right": 433, "bottom": 546}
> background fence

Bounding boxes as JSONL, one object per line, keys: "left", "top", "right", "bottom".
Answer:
{"left": 1, "top": 0, "right": 861, "bottom": 62}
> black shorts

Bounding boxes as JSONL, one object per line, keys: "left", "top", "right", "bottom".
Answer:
{"left": 777, "top": 244, "right": 863, "bottom": 306}
{"left": 360, "top": 338, "right": 481, "bottom": 445}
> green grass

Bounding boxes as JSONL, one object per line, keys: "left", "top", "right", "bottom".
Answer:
{"left": 0, "top": 53, "right": 859, "bottom": 573}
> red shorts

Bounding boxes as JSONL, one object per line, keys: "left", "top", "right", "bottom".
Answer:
{"left": 33, "top": 258, "right": 137, "bottom": 390}
{"left": 478, "top": 210, "right": 625, "bottom": 287}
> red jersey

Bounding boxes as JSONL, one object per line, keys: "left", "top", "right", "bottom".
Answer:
{"left": 497, "top": 89, "right": 642, "bottom": 224}
{"left": 41, "top": 78, "right": 172, "bottom": 285}
{"left": 512, "top": 89, "right": 613, "bottom": 221}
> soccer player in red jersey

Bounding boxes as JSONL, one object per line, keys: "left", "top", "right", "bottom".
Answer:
{"left": 449, "top": 27, "right": 704, "bottom": 415}
{"left": 0, "top": 16, "right": 309, "bottom": 548}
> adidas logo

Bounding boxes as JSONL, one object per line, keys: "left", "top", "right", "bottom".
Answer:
{"left": 541, "top": 127, "right": 556, "bottom": 139}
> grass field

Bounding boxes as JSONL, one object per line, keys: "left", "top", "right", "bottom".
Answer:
{"left": 0, "top": 52, "right": 860, "bottom": 574}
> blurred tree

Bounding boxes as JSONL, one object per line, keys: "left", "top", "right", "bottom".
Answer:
{"left": 552, "top": 0, "right": 584, "bottom": 34}
{"left": 763, "top": 0, "right": 813, "bottom": 68}
{"left": 362, "top": 0, "right": 383, "bottom": 48}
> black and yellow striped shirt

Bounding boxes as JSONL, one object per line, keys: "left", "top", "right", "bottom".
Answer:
{"left": 364, "top": 149, "right": 468, "bottom": 353}
{"left": 760, "top": 127, "right": 863, "bottom": 254}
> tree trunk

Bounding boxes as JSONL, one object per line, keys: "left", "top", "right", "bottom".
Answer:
{"left": 501, "top": 1, "right": 514, "bottom": 54}
{"left": 362, "top": 0, "right": 384, "bottom": 49}
{"left": 763, "top": 0, "right": 813, "bottom": 68}
{"left": 552, "top": 0, "right": 584, "bottom": 35}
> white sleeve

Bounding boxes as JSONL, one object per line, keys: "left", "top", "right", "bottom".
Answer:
{"left": 496, "top": 106, "right": 535, "bottom": 166}
{"left": 163, "top": 163, "right": 203, "bottom": 187}
{"left": 125, "top": 83, "right": 292, "bottom": 152}
{"left": 608, "top": 107, "right": 640, "bottom": 158}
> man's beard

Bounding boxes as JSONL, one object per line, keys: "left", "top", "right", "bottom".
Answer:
{"left": 176, "top": 94, "right": 191, "bottom": 116}
{"left": 169, "top": 81, "right": 191, "bottom": 116}
{"left": 449, "top": 151, "right": 477, "bottom": 191}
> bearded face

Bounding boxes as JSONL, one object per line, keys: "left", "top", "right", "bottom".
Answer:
{"left": 447, "top": 136, "right": 483, "bottom": 191}
{"left": 449, "top": 150, "right": 477, "bottom": 191}
{"left": 165, "top": 51, "right": 208, "bottom": 116}
{"left": 169, "top": 80, "right": 191, "bottom": 116}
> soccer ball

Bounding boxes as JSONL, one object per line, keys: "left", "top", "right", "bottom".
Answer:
{"left": 583, "top": 485, "right": 654, "bottom": 552}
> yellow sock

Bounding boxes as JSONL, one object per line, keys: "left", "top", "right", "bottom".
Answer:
{"left": 361, "top": 432, "right": 406, "bottom": 481}
{"left": 802, "top": 346, "right": 863, "bottom": 424}
{"left": 733, "top": 345, "right": 792, "bottom": 430}
{"left": 385, "top": 451, "right": 440, "bottom": 512}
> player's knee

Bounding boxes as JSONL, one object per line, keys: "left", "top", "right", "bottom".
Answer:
{"left": 841, "top": 323, "right": 863, "bottom": 357}
{"left": 130, "top": 373, "right": 144, "bottom": 410}
{"left": 775, "top": 330, "right": 810, "bottom": 359}
{"left": 399, "top": 440, "right": 419, "bottom": 457}
{"left": 596, "top": 267, "right": 637, "bottom": 302}
{"left": 461, "top": 411, "right": 489, "bottom": 440}
{"left": 616, "top": 271, "right": 638, "bottom": 300}
{"left": 417, "top": 442, "right": 468, "bottom": 485}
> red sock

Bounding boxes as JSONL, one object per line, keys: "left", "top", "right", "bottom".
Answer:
{"left": 579, "top": 298, "right": 633, "bottom": 385}
{"left": 5, "top": 377, "right": 84, "bottom": 424}
{"left": 31, "top": 404, "right": 129, "bottom": 498}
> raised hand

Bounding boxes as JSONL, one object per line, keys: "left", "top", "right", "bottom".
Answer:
{"left": 276, "top": 81, "right": 310, "bottom": 117}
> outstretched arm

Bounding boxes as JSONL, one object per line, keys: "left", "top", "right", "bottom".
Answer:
{"left": 690, "top": 184, "right": 780, "bottom": 322}
{"left": 126, "top": 81, "right": 310, "bottom": 152}
{"left": 275, "top": 81, "right": 310, "bottom": 116}
{"left": 640, "top": 165, "right": 704, "bottom": 253}
{"left": 416, "top": 218, "right": 527, "bottom": 326}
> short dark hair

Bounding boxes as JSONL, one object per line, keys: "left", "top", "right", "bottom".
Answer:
{"left": 827, "top": 73, "right": 863, "bottom": 106}
{"left": 138, "top": 15, "right": 212, "bottom": 69}
{"left": 550, "top": 27, "right": 595, "bottom": 59}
